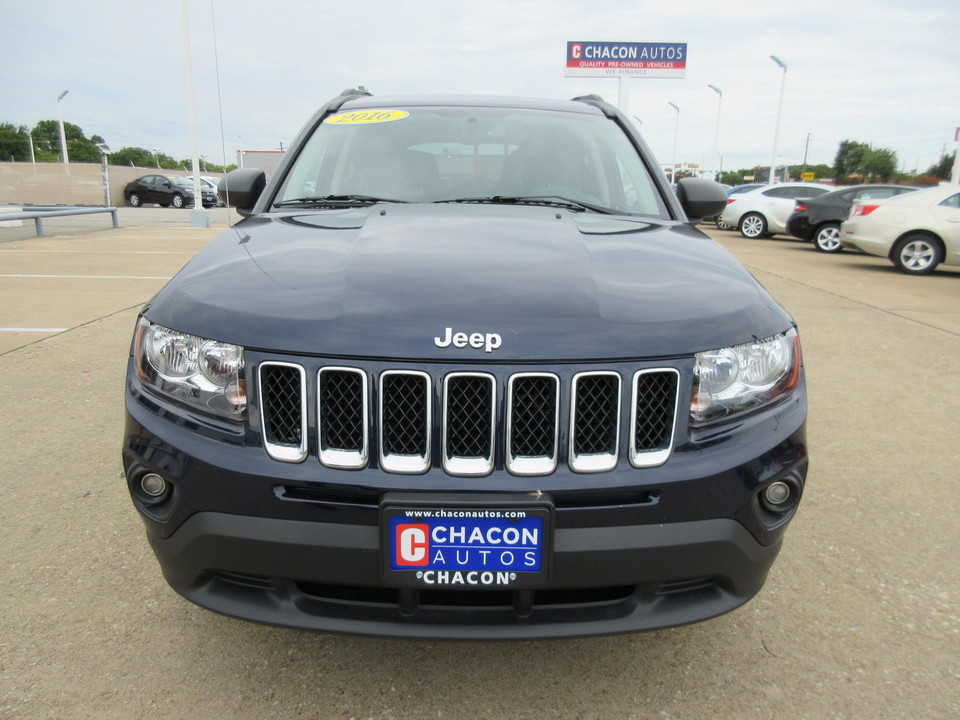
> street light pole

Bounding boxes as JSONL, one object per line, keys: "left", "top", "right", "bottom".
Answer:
{"left": 708, "top": 84, "right": 723, "bottom": 181}
{"left": 668, "top": 102, "right": 679, "bottom": 184}
{"left": 56, "top": 90, "right": 69, "bottom": 164}
{"left": 769, "top": 55, "right": 787, "bottom": 184}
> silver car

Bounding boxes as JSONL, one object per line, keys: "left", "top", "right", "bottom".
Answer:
{"left": 720, "top": 182, "right": 833, "bottom": 238}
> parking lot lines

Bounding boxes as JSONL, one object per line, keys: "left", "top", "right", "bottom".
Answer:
{"left": 0, "top": 224, "right": 220, "bottom": 354}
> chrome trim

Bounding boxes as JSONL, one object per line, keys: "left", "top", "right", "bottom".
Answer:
{"left": 317, "top": 367, "right": 369, "bottom": 470}
{"left": 258, "top": 361, "right": 308, "bottom": 463}
{"left": 629, "top": 368, "right": 679, "bottom": 468}
{"left": 379, "top": 370, "right": 431, "bottom": 474}
{"left": 506, "top": 373, "right": 560, "bottom": 476}
{"left": 569, "top": 371, "right": 621, "bottom": 473}
{"left": 442, "top": 372, "right": 496, "bottom": 477}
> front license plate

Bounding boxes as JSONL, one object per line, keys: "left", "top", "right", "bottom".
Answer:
{"left": 381, "top": 502, "right": 551, "bottom": 590}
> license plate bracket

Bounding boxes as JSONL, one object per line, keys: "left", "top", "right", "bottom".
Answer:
{"left": 380, "top": 492, "right": 553, "bottom": 590}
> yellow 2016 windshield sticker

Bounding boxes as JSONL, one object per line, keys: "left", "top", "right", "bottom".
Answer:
{"left": 324, "top": 109, "right": 409, "bottom": 125}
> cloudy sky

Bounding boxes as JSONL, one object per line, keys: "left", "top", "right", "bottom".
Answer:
{"left": 1, "top": 0, "right": 958, "bottom": 175}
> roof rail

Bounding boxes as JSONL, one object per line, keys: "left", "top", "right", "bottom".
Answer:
{"left": 328, "top": 87, "right": 373, "bottom": 113}
{"left": 571, "top": 94, "right": 618, "bottom": 119}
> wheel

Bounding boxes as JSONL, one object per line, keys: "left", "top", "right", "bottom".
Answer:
{"left": 739, "top": 212, "right": 767, "bottom": 239}
{"left": 171, "top": 193, "right": 185, "bottom": 209}
{"left": 813, "top": 223, "right": 843, "bottom": 253}
{"left": 891, "top": 234, "right": 942, "bottom": 275}
{"left": 127, "top": 193, "right": 142, "bottom": 208}
{"left": 716, "top": 218, "right": 733, "bottom": 231}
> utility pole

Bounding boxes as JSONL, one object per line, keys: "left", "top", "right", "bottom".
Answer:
{"left": 801, "top": 133, "right": 811, "bottom": 179}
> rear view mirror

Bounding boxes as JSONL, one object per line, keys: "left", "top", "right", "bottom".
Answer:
{"left": 219, "top": 169, "right": 267, "bottom": 216}
{"left": 676, "top": 178, "right": 728, "bottom": 223}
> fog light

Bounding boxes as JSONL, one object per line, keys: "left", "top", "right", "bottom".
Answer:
{"left": 140, "top": 473, "right": 168, "bottom": 498}
{"left": 764, "top": 481, "right": 791, "bottom": 506}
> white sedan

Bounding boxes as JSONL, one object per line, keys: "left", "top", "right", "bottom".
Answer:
{"left": 840, "top": 184, "right": 960, "bottom": 274}
{"left": 719, "top": 182, "right": 833, "bottom": 238}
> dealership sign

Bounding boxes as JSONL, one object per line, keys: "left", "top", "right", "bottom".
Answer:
{"left": 565, "top": 42, "right": 687, "bottom": 78}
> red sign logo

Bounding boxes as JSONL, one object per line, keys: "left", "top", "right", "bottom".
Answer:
{"left": 395, "top": 524, "right": 429, "bottom": 566}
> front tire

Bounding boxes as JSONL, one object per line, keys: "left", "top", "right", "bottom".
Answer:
{"left": 739, "top": 213, "right": 767, "bottom": 239}
{"left": 813, "top": 223, "right": 843, "bottom": 253}
{"left": 891, "top": 234, "right": 942, "bottom": 275}
{"left": 171, "top": 193, "right": 185, "bottom": 209}
{"left": 127, "top": 193, "right": 142, "bottom": 208}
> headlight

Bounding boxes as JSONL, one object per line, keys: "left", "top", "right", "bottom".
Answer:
{"left": 134, "top": 317, "right": 246, "bottom": 420}
{"left": 691, "top": 328, "right": 801, "bottom": 425}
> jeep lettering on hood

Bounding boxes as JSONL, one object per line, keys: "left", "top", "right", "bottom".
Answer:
{"left": 434, "top": 327, "right": 503, "bottom": 353}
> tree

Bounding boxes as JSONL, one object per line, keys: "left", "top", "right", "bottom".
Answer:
{"left": 861, "top": 148, "right": 898, "bottom": 182}
{"left": 0, "top": 122, "right": 30, "bottom": 161}
{"left": 718, "top": 171, "right": 744, "bottom": 186}
{"left": 835, "top": 140, "right": 898, "bottom": 183}
{"left": 30, "top": 119, "right": 104, "bottom": 163}
{"left": 927, "top": 152, "right": 956, "bottom": 180}
{"left": 108, "top": 146, "right": 156, "bottom": 167}
{"left": 834, "top": 140, "right": 870, "bottom": 182}
{"left": 108, "top": 146, "right": 180, "bottom": 169}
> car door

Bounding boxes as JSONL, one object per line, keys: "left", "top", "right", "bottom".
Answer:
{"left": 761, "top": 187, "right": 799, "bottom": 232}
{"left": 930, "top": 192, "right": 960, "bottom": 262}
{"left": 153, "top": 176, "right": 174, "bottom": 205}
{"left": 136, "top": 175, "right": 156, "bottom": 203}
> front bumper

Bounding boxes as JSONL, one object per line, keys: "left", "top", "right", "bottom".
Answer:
{"left": 123, "top": 358, "right": 807, "bottom": 639}
{"left": 149, "top": 510, "right": 781, "bottom": 640}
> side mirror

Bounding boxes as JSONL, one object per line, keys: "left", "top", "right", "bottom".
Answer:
{"left": 218, "top": 169, "right": 267, "bottom": 216}
{"left": 676, "top": 178, "right": 728, "bottom": 223}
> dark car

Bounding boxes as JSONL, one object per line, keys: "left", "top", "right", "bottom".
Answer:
{"left": 122, "top": 90, "right": 808, "bottom": 639}
{"left": 123, "top": 174, "right": 219, "bottom": 209}
{"left": 786, "top": 184, "right": 918, "bottom": 252}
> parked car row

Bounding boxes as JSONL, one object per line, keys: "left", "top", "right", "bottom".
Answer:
{"left": 123, "top": 174, "right": 221, "bottom": 209}
{"left": 786, "top": 184, "right": 919, "bottom": 252}
{"left": 719, "top": 182, "right": 834, "bottom": 238}
{"left": 715, "top": 182, "right": 959, "bottom": 275}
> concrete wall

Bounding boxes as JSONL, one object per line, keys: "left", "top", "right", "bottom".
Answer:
{"left": 0, "top": 162, "right": 225, "bottom": 207}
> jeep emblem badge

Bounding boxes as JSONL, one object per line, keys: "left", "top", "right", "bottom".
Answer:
{"left": 434, "top": 327, "right": 503, "bottom": 353}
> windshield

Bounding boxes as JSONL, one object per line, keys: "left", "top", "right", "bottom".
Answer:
{"left": 276, "top": 105, "right": 667, "bottom": 216}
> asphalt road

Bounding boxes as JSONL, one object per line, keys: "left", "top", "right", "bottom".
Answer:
{"left": 1, "top": 209, "right": 957, "bottom": 719}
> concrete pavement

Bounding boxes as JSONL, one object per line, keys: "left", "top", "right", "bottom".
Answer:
{"left": 1, "top": 215, "right": 957, "bottom": 719}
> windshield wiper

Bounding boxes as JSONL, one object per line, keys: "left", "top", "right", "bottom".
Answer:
{"left": 274, "top": 194, "right": 407, "bottom": 208}
{"left": 436, "top": 195, "right": 616, "bottom": 214}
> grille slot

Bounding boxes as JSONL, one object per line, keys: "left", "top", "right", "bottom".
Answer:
{"left": 630, "top": 369, "right": 679, "bottom": 468}
{"left": 443, "top": 373, "right": 496, "bottom": 476}
{"left": 506, "top": 373, "right": 560, "bottom": 475}
{"left": 259, "top": 362, "right": 308, "bottom": 462}
{"left": 380, "top": 371, "right": 431, "bottom": 474}
{"left": 569, "top": 372, "right": 621, "bottom": 472}
{"left": 318, "top": 367, "right": 368, "bottom": 469}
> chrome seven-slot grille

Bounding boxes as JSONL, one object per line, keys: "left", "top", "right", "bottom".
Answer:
{"left": 258, "top": 363, "right": 680, "bottom": 476}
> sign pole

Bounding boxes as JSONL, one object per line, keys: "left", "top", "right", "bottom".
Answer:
{"left": 952, "top": 128, "right": 959, "bottom": 185}
{"left": 618, "top": 75, "right": 630, "bottom": 115}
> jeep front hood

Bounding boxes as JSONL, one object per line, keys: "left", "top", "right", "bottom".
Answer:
{"left": 145, "top": 204, "right": 793, "bottom": 360}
